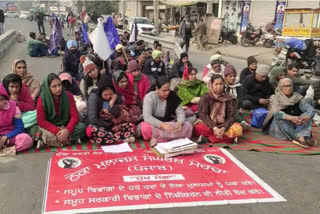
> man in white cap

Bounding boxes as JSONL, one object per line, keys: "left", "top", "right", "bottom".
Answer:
{"left": 241, "top": 66, "right": 274, "bottom": 110}
{"left": 202, "top": 54, "right": 226, "bottom": 84}
{"left": 111, "top": 44, "right": 128, "bottom": 71}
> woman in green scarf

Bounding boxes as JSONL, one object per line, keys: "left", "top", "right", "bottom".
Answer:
{"left": 35, "top": 73, "right": 85, "bottom": 148}
{"left": 177, "top": 67, "right": 208, "bottom": 112}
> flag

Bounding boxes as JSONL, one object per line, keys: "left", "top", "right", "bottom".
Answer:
{"left": 89, "top": 18, "right": 113, "bottom": 61}
{"left": 48, "top": 16, "right": 63, "bottom": 53}
{"left": 103, "top": 16, "right": 120, "bottom": 50}
{"left": 129, "top": 21, "right": 138, "bottom": 43}
{"left": 81, "top": 20, "right": 89, "bottom": 44}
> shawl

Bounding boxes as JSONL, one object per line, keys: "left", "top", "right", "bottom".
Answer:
{"left": 112, "top": 70, "right": 136, "bottom": 106}
{"left": 133, "top": 72, "right": 142, "bottom": 93}
{"left": 177, "top": 79, "right": 208, "bottom": 106}
{"left": 208, "top": 87, "right": 234, "bottom": 125}
{"left": 225, "top": 82, "right": 241, "bottom": 98}
{"left": 41, "top": 76, "right": 70, "bottom": 126}
{"left": 12, "top": 59, "right": 40, "bottom": 98}
{"left": 263, "top": 84, "right": 303, "bottom": 128}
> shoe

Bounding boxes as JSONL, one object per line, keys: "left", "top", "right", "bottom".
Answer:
{"left": 233, "top": 137, "right": 239, "bottom": 144}
{"left": 197, "top": 135, "right": 209, "bottom": 144}
{"left": 240, "top": 121, "right": 251, "bottom": 130}
{"left": 292, "top": 139, "right": 309, "bottom": 148}
{"left": 36, "top": 140, "right": 44, "bottom": 149}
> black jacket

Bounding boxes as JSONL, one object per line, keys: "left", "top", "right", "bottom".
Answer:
{"left": 0, "top": 10, "right": 5, "bottom": 23}
{"left": 63, "top": 50, "right": 81, "bottom": 78}
{"left": 241, "top": 74, "right": 274, "bottom": 104}
{"left": 143, "top": 58, "right": 166, "bottom": 79}
{"left": 239, "top": 67, "right": 253, "bottom": 84}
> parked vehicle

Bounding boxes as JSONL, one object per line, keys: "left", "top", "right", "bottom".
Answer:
{"left": 240, "top": 26, "right": 263, "bottom": 47}
{"left": 19, "top": 11, "right": 30, "bottom": 20}
{"left": 127, "top": 17, "right": 156, "bottom": 36}
{"left": 219, "top": 26, "right": 238, "bottom": 44}
{"left": 4, "top": 11, "right": 18, "bottom": 18}
{"left": 262, "top": 32, "right": 277, "bottom": 48}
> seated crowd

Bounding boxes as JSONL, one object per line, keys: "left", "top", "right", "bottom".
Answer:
{"left": 1, "top": 36, "right": 319, "bottom": 152}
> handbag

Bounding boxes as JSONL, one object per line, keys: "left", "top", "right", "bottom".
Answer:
{"left": 251, "top": 108, "right": 269, "bottom": 128}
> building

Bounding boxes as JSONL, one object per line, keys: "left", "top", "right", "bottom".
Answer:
{"left": 119, "top": 0, "right": 320, "bottom": 32}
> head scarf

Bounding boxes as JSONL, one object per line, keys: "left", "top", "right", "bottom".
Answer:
{"left": 40, "top": 76, "right": 70, "bottom": 126}
{"left": 274, "top": 78, "right": 303, "bottom": 109}
{"left": 263, "top": 78, "right": 303, "bottom": 128}
{"left": 12, "top": 59, "right": 34, "bottom": 86}
{"left": 112, "top": 70, "right": 136, "bottom": 105}
{"left": 208, "top": 80, "right": 234, "bottom": 125}
{"left": 67, "top": 40, "right": 78, "bottom": 49}
{"left": 152, "top": 50, "right": 162, "bottom": 59}
{"left": 210, "top": 54, "right": 221, "bottom": 64}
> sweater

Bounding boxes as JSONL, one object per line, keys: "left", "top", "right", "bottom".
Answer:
{"left": 127, "top": 73, "right": 150, "bottom": 100}
{"left": 37, "top": 91, "right": 79, "bottom": 135}
{"left": 241, "top": 74, "right": 274, "bottom": 104}
{"left": 16, "top": 85, "right": 36, "bottom": 112}
{"left": 26, "top": 39, "right": 46, "bottom": 55}
{"left": 142, "top": 91, "right": 185, "bottom": 128}
{"left": 198, "top": 93, "right": 237, "bottom": 130}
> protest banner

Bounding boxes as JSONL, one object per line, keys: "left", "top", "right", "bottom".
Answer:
{"left": 43, "top": 148, "right": 285, "bottom": 214}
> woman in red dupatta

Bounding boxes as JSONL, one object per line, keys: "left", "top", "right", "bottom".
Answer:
{"left": 112, "top": 70, "right": 141, "bottom": 124}
{"left": 194, "top": 74, "right": 243, "bottom": 144}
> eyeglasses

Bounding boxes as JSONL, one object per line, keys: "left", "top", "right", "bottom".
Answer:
{"left": 281, "top": 85, "right": 292, "bottom": 89}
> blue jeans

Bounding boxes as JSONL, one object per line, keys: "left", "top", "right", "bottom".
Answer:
{"left": 29, "top": 44, "right": 48, "bottom": 57}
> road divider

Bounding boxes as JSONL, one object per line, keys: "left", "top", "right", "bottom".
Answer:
{"left": 0, "top": 30, "right": 18, "bottom": 59}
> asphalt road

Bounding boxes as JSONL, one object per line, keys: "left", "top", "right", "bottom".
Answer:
{"left": 1, "top": 18, "right": 320, "bottom": 214}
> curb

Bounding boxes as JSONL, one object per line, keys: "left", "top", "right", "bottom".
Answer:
{"left": 0, "top": 30, "right": 18, "bottom": 60}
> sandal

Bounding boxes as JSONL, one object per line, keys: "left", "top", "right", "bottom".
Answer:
{"left": 305, "top": 137, "right": 318, "bottom": 147}
{"left": 292, "top": 139, "right": 309, "bottom": 148}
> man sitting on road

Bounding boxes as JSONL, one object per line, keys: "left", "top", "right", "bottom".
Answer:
{"left": 240, "top": 56, "right": 257, "bottom": 83}
{"left": 202, "top": 54, "right": 226, "bottom": 84}
{"left": 27, "top": 32, "right": 49, "bottom": 57}
{"left": 241, "top": 66, "right": 274, "bottom": 110}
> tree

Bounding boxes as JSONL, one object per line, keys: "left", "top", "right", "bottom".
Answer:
{"left": 85, "top": 1, "right": 118, "bottom": 15}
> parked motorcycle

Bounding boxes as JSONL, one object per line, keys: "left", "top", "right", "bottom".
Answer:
{"left": 219, "top": 26, "right": 238, "bottom": 44}
{"left": 262, "top": 33, "right": 276, "bottom": 48}
{"left": 240, "top": 26, "right": 263, "bottom": 47}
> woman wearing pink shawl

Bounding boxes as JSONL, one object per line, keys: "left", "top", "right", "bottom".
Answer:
{"left": 112, "top": 70, "right": 142, "bottom": 124}
{"left": 12, "top": 59, "right": 40, "bottom": 100}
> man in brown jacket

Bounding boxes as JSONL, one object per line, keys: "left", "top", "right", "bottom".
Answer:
{"left": 194, "top": 19, "right": 207, "bottom": 49}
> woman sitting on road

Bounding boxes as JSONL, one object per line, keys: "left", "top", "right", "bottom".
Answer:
{"left": 59, "top": 72, "right": 86, "bottom": 122}
{"left": 80, "top": 58, "right": 104, "bottom": 100}
{"left": 0, "top": 84, "right": 33, "bottom": 152}
{"left": 139, "top": 76, "right": 193, "bottom": 146}
{"left": 86, "top": 76, "right": 136, "bottom": 145}
{"left": 2, "top": 74, "right": 36, "bottom": 113}
{"left": 112, "top": 70, "right": 142, "bottom": 124}
{"left": 126, "top": 60, "right": 150, "bottom": 102}
{"left": 12, "top": 59, "right": 40, "bottom": 99}
{"left": 194, "top": 74, "right": 243, "bottom": 144}
{"left": 263, "top": 78, "right": 317, "bottom": 147}
{"left": 169, "top": 52, "right": 193, "bottom": 90}
{"left": 177, "top": 67, "right": 207, "bottom": 113}
{"left": 35, "top": 73, "right": 86, "bottom": 148}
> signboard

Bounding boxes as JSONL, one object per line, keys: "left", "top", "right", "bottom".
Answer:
{"left": 274, "top": 0, "right": 286, "bottom": 30}
{"left": 240, "top": 1, "right": 251, "bottom": 32}
{"left": 206, "top": 17, "right": 224, "bottom": 44}
{"left": 42, "top": 148, "right": 285, "bottom": 213}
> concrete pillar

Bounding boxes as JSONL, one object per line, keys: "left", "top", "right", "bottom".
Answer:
{"left": 154, "top": 0, "right": 159, "bottom": 35}
{"left": 206, "top": 1, "right": 213, "bottom": 15}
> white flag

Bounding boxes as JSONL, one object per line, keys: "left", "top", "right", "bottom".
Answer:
{"left": 89, "top": 18, "right": 112, "bottom": 61}
{"left": 129, "top": 22, "right": 138, "bottom": 43}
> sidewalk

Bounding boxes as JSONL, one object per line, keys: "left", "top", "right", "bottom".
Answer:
{"left": 160, "top": 32, "right": 274, "bottom": 65}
